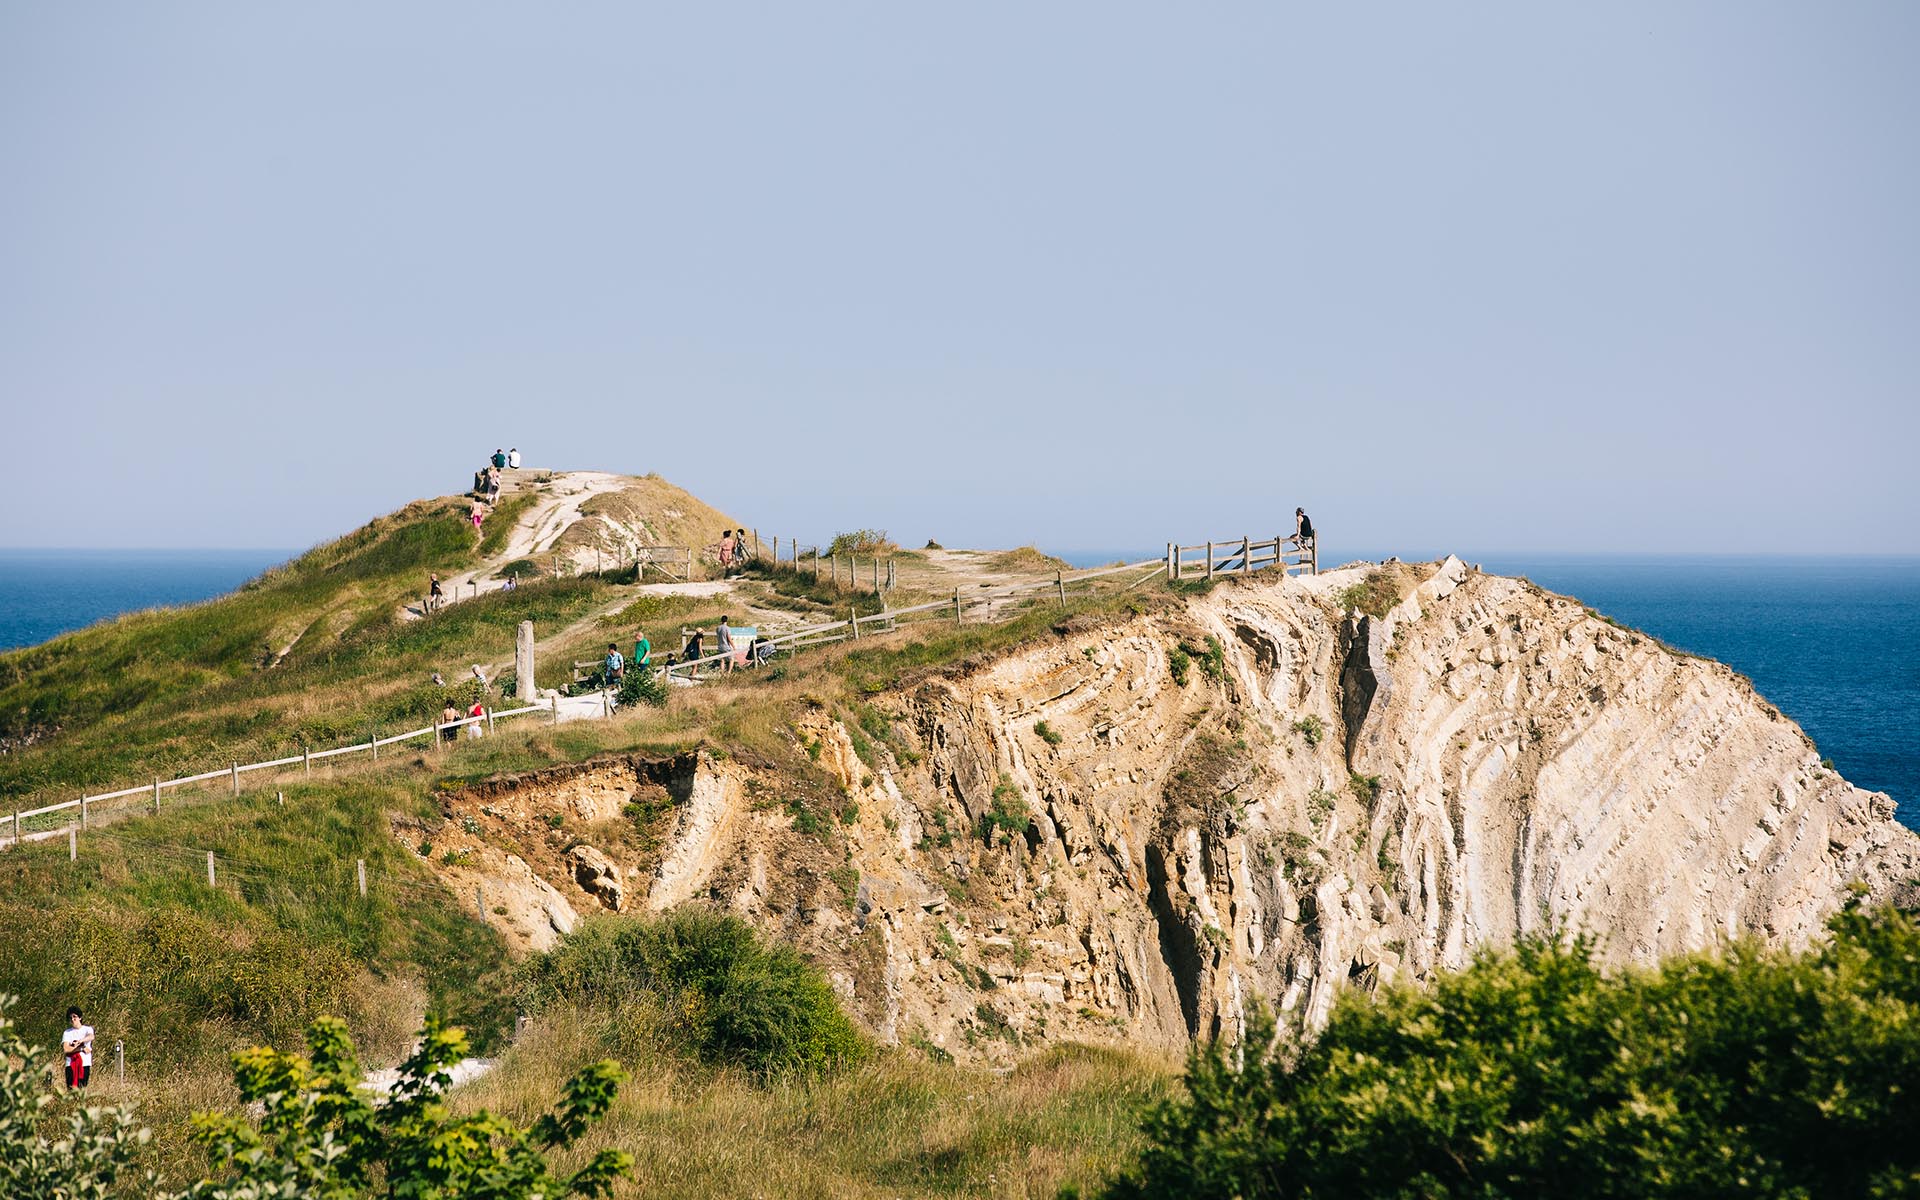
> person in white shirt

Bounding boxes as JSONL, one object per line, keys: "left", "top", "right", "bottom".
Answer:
{"left": 507, "top": 447, "right": 521, "bottom": 469}
{"left": 62, "top": 1007, "right": 94, "bottom": 1090}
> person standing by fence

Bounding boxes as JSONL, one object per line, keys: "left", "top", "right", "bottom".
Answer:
{"left": 62, "top": 1008, "right": 93, "bottom": 1091}
{"left": 604, "top": 643, "right": 624, "bottom": 687}
{"left": 1294, "top": 508, "right": 1315, "bottom": 548}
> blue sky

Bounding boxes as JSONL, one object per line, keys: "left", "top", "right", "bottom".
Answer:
{"left": 3, "top": 3, "right": 1915, "bottom": 554}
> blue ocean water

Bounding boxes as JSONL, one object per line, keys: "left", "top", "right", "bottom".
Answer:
{"left": 0, "top": 549, "right": 294, "bottom": 652}
{"left": 1058, "top": 549, "right": 1919, "bottom": 829}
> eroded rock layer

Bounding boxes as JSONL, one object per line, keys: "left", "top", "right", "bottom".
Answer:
{"left": 409, "top": 559, "right": 1918, "bottom": 1061}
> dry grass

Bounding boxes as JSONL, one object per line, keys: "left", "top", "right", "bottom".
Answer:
{"left": 458, "top": 1007, "right": 1175, "bottom": 1199}
{"left": 987, "top": 547, "right": 1069, "bottom": 574}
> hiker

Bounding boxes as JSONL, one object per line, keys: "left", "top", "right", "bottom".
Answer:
{"left": 734, "top": 530, "right": 751, "bottom": 562}
{"left": 485, "top": 466, "right": 501, "bottom": 503}
{"left": 429, "top": 574, "right": 444, "bottom": 612}
{"left": 440, "top": 702, "right": 460, "bottom": 743}
{"left": 467, "top": 699, "right": 486, "bottom": 739}
{"left": 61, "top": 1008, "right": 93, "bottom": 1091}
{"left": 1294, "top": 508, "right": 1315, "bottom": 547}
{"left": 492, "top": 448, "right": 507, "bottom": 469}
{"left": 633, "top": 631, "right": 651, "bottom": 669}
{"left": 716, "top": 616, "right": 734, "bottom": 671}
{"left": 604, "top": 643, "right": 625, "bottom": 686}
{"left": 680, "top": 630, "right": 704, "bottom": 679}
{"left": 507, "top": 447, "right": 521, "bottom": 469}
{"left": 717, "top": 531, "right": 735, "bottom": 571}
{"left": 470, "top": 503, "right": 485, "bottom": 532}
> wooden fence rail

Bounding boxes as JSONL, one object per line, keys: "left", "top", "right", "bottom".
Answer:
{"left": 8, "top": 518, "right": 1313, "bottom": 848}
{"left": 1168, "top": 533, "right": 1316, "bottom": 581}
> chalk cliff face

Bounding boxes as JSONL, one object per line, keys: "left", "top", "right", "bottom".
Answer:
{"left": 420, "top": 559, "right": 1918, "bottom": 1061}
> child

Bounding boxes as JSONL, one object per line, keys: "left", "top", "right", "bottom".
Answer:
{"left": 62, "top": 1008, "right": 93, "bottom": 1090}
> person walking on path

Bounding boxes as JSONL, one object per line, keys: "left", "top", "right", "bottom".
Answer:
{"left": 62, "top": 1008, "right": 93, "bottom": 1091}
{"left": 470, "top": 503, "right": 485, "bottom": 532}
{"left": 717, "top": 531, "right": 735, "bottom": 571}
{"left": 429, "top": 573, "right": 444, "bottom": 613}
{"left": 507, "top": 447, "right": 521, "bottom": 469}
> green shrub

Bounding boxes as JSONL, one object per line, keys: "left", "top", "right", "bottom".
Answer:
{"left": 499, "top": 558, "right": 545, "bottom": 579}
{"left": 1168, "top": 646, "right": 1192, "bottom": 687}
{"left": 980, "top": 774, "right": 1031, "bottom": 844}
{"left": 1097, "top": 904, "right": 1920, "bottom": 1200}
{"left": 1332, "top": 568, "right": 1404, "bottom": 618}
{"left": 1034, "top": 719, "right": 1064, "bottom": 746}
{"left": 520, "top": 908, "right": 867, "bottom": 1079}
{"left": 1200, "top": 636, "right": 1227, "bottom": 684}
{"left": 617, "top": 666, "right": 668, "bottom": 708}
{"left": 1291, "top": 715, "right": 1325, "bottom": 747}
{"left": 826, "top": 529, "right": 895, "bottom": 556}
{"left": 176, "top": 1014, "right": 628, "bottom": 1200}
{"left": 0, "top": 995, "right": 150, "bottom": 1198}
{"left": 1348, "top": 772, "right": 1381, "bottom": 803}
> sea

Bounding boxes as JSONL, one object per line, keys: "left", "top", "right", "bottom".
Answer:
{"left": 1060, "top": 549, "right": 1919, "bottom": 831}
{"left": 0, "top": 547, "right": 1913, "bottom": 830}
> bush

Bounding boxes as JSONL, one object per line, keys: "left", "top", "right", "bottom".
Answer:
{"left": 0, "top": 995, "right": 150, "bottom": 1200}
{"left": 1034, "top": 719, "right": 1064, "bottom": 746}
{"left": 1167, "top": 646, "right": 1192, "bottom": 687}
{"left": 520, "top": 908, "right": 866, "bottom": 1079}
{"left": 980, "top": 774, "right": 1031, "bottom": 844}
{"left": 617, "top": 667, "right": 668, "bottom": 708}
{"left": 175, "top": 1014, "right": 628, "bottom": 1200}
{"left": 826, "top": 529, "right": 895, "bottom": 556}
{"left": 1096, "top": 903, "right": 1920, "bottom": 1200}
{"left": 1291, "top": 715, "right": 1325, "bottom": 747}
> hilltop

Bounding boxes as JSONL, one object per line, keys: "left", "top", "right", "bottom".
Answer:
{"left": 1, "top": 475, "right": 1915, "bottom": 1195}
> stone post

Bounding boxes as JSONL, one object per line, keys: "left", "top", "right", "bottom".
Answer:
{"left": 516, "top": 621, "right": 536, "bottom": 702}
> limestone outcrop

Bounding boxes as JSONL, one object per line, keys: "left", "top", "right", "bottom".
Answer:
{"left": 411, "top": 559, "right": 1919, "bottom": 1061}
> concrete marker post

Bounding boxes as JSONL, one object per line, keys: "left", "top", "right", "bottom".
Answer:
{"left": 206, "top": 851, "right": 216, "bottom": 888}
{"left": 357, "top": 858, "right": 367, "bottom": 898}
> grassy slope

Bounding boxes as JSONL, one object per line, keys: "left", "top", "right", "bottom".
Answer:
{"left": 0, "top": 495, "right": 1182, "bottom": 1192}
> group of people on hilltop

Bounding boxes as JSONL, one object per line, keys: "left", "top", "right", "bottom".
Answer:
{"left": 467, "top": 448, "right": 524, "bottom": 533}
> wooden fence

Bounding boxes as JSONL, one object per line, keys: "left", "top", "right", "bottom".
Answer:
{"left": 1168, "top": 533, "right": 1316, "bottom": 581}
{"left": 8, "top": 518, "right": 1317, "bottom": 847}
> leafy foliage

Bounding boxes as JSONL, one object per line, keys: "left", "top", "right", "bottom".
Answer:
{"left": 1290, "top": 715, "right": 1325, "bottom": 747}
{"left": 519, "top": 907, "right": 867, "bottom": 1079}
{"left": 980, "top": 774, "right": 1031, "bottom": 844}
{"left": 1097, "top": 903, "right": 1920, "bottom": 1200}
{"left": 825, "top": 530, "right": 896, "bottom": 556}
{"left": 616, "top": 666, "right": 668, "bottom": 709}
{"left": 0, "top": 996, "right": 151, "bottom": 1200}
{"left": 175, "top": 1014, "right": 628, "bottom": 1200}
{"left": 1331, "top": 568, "right": 1406, "bottom": 619}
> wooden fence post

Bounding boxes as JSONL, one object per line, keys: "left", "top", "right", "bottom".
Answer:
{"left": 487, "top": 707, "right": 496, "bottom": 734}
{"left": 370, "top": 731, "right": 378, "bottom": 761}
{"left": 231, "top": 762, "right": 240, "bottom": 796}
{"left": 69, "top": 828, "right": 76, "bottom": 862}
{"left": 80, "top": 794, "right": 88, "bottom": 829}
{"left": 954, "top": 591, "right": 962, "bottom": 626}
{"left": 114, "top": 1040, "right": 123, "bottom": 1084}
{"left": 303, "top": 747, "right": 311, "bottom": 775}
{"left": 153, "top": 778, "right": 162, "bottom": 814}
{"left": 1242, "top": 536, "right": 1251, "bottom": 574}
{"left": 357, "top": 859, "right": 367, "bottom": 898}
{"left": 872, "top": 557, "right": 879, "bottom": 593}
{"left": 1206, "top": 542, "right": 1214, "bottom": 578}
{"left": 552, "top": 697, "right": 561, "bottom": 725}
{"left": 10, "top": 810, "right": 17, "bottom": 846}
{"left": 1056, "top": 570, "right": 1067, "bottom": 607}
{"left": 850, "top": 607, "right": 860, "bottom": 640}
{"left": 206, "top": 851, "right": 216, "bottom": 888}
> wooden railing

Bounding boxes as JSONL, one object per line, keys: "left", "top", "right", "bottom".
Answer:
{"left": 1167, "top": 533, "right": 1316, "bottom": 581}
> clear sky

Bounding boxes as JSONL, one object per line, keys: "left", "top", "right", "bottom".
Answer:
{"left": 3, "top": 3, "right": 1916, "bottom": 555}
